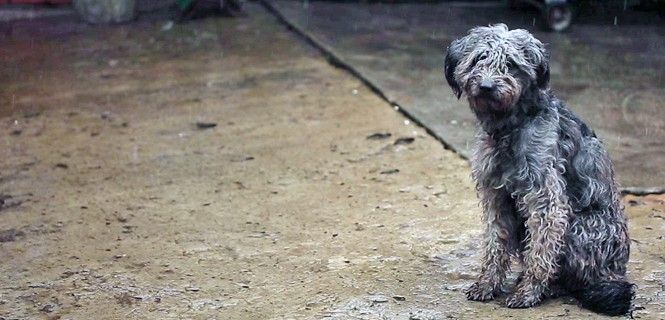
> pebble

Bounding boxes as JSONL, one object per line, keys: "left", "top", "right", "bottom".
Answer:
{"left": 367, "top": 295, "right": 389, "bottom": 303}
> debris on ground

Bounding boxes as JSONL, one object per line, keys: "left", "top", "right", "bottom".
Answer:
{"left": 380, "top": 169, "right": 400, "bottom": 174}
{"left": 366, "top": 132, "right": 392, "bottom": 140}
{"left": 394, "top": 137, "right": 415, "bottom": 145}
{"left": 195, "top": 121, "right": 217, "bottom": 129}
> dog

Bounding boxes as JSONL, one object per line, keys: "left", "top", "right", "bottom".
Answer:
{"left": 444, "top": 24, "right": 633, "bottom": 316}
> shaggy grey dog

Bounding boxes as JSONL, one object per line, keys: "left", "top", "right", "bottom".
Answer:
{"left": 444, "top": 24, "right": 633, "bottom": 316}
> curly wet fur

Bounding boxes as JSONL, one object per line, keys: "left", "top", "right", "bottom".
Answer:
{"left": 444, "top": 24, "right": 632, "bottom": 315}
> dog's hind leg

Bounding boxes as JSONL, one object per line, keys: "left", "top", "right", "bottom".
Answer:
{"left": 559, "top": 209, "right": 633, "bottom": 315}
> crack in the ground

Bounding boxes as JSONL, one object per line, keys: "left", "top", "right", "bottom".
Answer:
{"left": 258, "top": 0, "right": 461, "bottom": 157}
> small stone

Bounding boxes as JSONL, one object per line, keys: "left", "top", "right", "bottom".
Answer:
{"left": 367, "top": 295, "right": 389, "bottom": 303}
{"left": 40, "top": 304, "right": 55, "bottom": 313}
{"left": 443, "top": 284, "right": 467, "bottom": 291}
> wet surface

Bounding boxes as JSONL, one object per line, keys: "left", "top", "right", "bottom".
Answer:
{"left": 268, "top": 0, "right": 665, "bottom": 190}
{"left": 0, "top": 2, "right": 664, "bottom": 319}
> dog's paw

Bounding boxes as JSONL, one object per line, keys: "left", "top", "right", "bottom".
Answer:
{"left": 465, "top": 281, "right": 496, "bottom": 302}
{"left": 505, "top": 287, "right": 542, "bottom": 308}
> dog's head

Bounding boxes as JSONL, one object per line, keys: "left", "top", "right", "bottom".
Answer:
{"left": 444, "top": 24, "right": 549, "bottom": 114}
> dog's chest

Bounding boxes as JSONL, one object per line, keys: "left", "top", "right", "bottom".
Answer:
{"left": 473, "top": 134, "right": 525, "bottom": 192}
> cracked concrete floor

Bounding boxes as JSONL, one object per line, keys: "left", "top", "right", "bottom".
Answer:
{"left": 0, "top": 3, "right": 664, "bottom": 320}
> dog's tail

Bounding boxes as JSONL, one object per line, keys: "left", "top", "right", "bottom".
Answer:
{"left": 568, "top": 278, "right": 635, "bottom": 316}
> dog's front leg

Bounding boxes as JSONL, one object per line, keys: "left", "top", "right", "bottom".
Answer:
{"left": 506, "top": 168, "right": 570, "bottom": 308}
{"left": 466, "top": 188, "right": 517, "bottom": 301}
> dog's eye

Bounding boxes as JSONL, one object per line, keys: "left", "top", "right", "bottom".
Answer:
{"left": 506, "top": 60, "right": 514, "bottom": 68}
{"left": 473, "top": 54, "right": 488, "bottom": 65}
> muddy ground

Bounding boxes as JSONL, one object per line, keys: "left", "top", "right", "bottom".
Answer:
{"left": 0, "top": 3, "right": 664, "bottom": 320}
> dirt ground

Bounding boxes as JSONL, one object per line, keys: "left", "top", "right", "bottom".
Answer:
{"left": 0, "top": 3, "right": 663, "bottom": 320}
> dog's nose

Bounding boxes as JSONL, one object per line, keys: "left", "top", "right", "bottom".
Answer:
{"left": 479, "top": 80, "right": 495, "bottom": 91}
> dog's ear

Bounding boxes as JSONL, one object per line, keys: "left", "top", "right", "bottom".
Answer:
{"left": 536, "top": 50, "right": 550, "bottom": 89}
{"left": 510, "top": 29, "right": 550, "bottom": 89}
{"left": 526, "top": 37, "right": 550, "bottom": 89}
{"left": 444, "top": 39, "right": 463, "bottom": 99}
